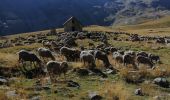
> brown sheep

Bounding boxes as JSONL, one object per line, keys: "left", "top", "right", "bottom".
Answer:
{"left": 46, "top": 61, "right": 69, "bottom": 81}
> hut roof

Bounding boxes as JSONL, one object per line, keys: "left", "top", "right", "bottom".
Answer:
{"left": 63, "top": 16, "right": 82, "bottom": 26}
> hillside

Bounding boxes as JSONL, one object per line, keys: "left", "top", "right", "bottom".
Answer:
{"left": 1, "top": 0, "right": 170, "bottom": 35}
{"left": 0, "top": 26, "right": 170, "bottom": 99}
{"left": 113, "top": 16, "right": 170, "bottom": 36}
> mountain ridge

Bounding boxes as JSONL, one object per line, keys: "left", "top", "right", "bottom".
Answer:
{"left": 0, "top": 0, "right": 170, "bottom": 35}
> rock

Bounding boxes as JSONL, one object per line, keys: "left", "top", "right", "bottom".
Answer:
{"left": 8, "top": 77, "right": 19, "bottom": 84}
{"left": 0, "top": 86, "right": 10, "bottom": 90}
{"left": 153, "top": 77, "right": 169, "bottom": 88}
{"left": 90, "top": 68, "right": 108, "bottom": 78}
{"left": 42, "top": 86, "right": 51, "bottom": 90}
{"left": 30, "top": 96, "right": 41, "bottom": 100}
{"left": 104, "top": 68, "right": 117, "bottom": 74}
{"left": 0, "top": 76, "right": 8, "bottom": 85}
{"left": 77, "top": 68, "right": 89, "bottom": 76}
{"left": 153, "top": 96, "right": 162, "bottom": 100}
{"left": 67, "top": 80, "right": 80, "bottom": 88}
{"left": 134, "top": 88, "right": 143, "bottom": 96}
{"left": 88, "top": 91, "right": 102, "bottom": 100}
{"left": 91, "top": 95, "right": 103, "bottom": 100}
{"left": 54, "top": 87, "right": 74, "bottom": 97}
{"left": 6, "top": 90, "right": 17, "bottom": 98}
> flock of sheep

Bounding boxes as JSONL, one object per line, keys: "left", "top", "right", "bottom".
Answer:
{"left": 17, "top": 42, "right": 161, "bottom": 81}
{"left": 0, "top": 30, "right": 164, "bottom": 82}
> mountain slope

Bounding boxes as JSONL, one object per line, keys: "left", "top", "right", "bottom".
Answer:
{"left": 0, "top": 0, "right": 116, "bottom": 35}
{"left": 1, "top": 0, "right": 170, "bottom": 35}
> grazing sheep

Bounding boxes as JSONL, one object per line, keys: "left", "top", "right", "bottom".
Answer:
{"left": 110, "top": 47, "right": 118, "bottom": 53}
{"left": 148, "top": 54, "right": 160, "bottom": 63}
{"left": 136, "top": 55, "right": 154, "bottom": 68}
{"left": 46, "top": 61, "right": 69, "bottom": 80}
{"left": 80, "top": 51, "right": 96, "bottom": 69}
{"left": 88, "top": 50, "right": 95, "bottom": 55}
{"left": 123, "top": 54, "right": 137, "bottom": 69}
{"left": 94, "top": 50, "right": 111, "bottom": 68}
{"left": 60, "top": 47, "right": 73, "bottom": 61}
{"left": 38, "top": 48, "right": 55, "bottom": 61}
{"left": 51, "top": 41, "right": 63, "bottom": 52}
{"left": 137, "top": 51, "right": 148, "bottom": 57}
{"left": 118, "top": 50, "right": 125, "bottom": 55}
{"left": 112, "top": 52, "right": 123, "bottom": 65}
{"left": 42, "top": 40, "right": 51, "bottom": 49}
{"left": 18, "top": 50, "right": 42, "bottom": 67}
{"left": 71, "top": 49, "right": 81, "bottom": 61}
{"left": 60, "top": 47, "right": 80, "bottom": 61}
{"left": 125, "top": 50, "right": 136, "bottom": 57}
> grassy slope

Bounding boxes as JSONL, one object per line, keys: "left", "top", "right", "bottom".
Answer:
{"left": 113, "top": 16, "right": 170, "bottom": 36}
{"left": 121, "top": 16, "right": 170, "bottom": 29}
{"left": 1, "top": 18, "right": 170, "bottom": 99}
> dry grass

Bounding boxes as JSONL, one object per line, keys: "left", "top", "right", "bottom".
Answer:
{"left": 0, "top": 43, "right": 42, "bottom": 53}
{"left": 84, "top": 25, "right": 114, "bottom": 32}
{"left": 113, "top": 16, "right": 170, "bottom": 36}
{"left": 140, "top": 83, "right": 158, "bottom": 97}
{"left": 100, "top": 81, "right": 131, "bottom": 100}
{"left": 0, "top": 52, "right": 18, "bottom": 67}
{"left": 0, "top": 91, "right": 8, "bottom": 100}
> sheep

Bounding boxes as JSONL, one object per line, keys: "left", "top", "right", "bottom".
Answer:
{"left": 148, "top": 54, "right": 160, "bottom": 63}
{"left": 123, "top": 54, "right": 137, "bottom": 69}
{"left": 60, "top": 47, "right": 80, "bottom": 61}
{"left": 94, "top": 50, "right": 111, "bottom": 68}
{"left": 110, "top": 47, "right": 118, "bottom": 53}
{"left": 71, "top": 49, "right": 81, "bottom": 61}
{"left": 136, "top": 55, "right": 154, "bottom": 68}
{"left": 80, "top": 51, "right": 96, "bottom": 69}
{"left": 37, "top": 48, "right": 55, "bottom": 61}
{"left": 112, "top": 52, "right": 123, "bottom": 65}
{"left": 137, "top": 51, "right": 148, "bottom": 57}
{"left": 125, "top": 50, "right": 136, "bottom": 57}
{"left": 18, "top": 50, "right": 42, "bottom": 67}
{"left": 60, "top": 47, "right": 74, "bottom": 61}
{"left": 42, "top": 40, "right": 51, "bottom": 49}
{"left": 46, "top": 61, "right": 69, "bottom": 81}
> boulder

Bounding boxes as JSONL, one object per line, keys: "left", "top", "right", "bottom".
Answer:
{"left": 0, "top": 76, "right": 8, "bottom": 85}
{"left": 6, "top": 90, "right": 18, "bottom": 98}
{"left": 76, "top": 68, "right": 89, "bottom": 76}
{"left": 134, "top": 88, "right": 143, "bottom": 96}
{"left": 88, "top": 91, "right": 102, "bottom": 100}
{"left": 67, "top": 80, "right": 80, "bottom": 88}
{"left": 153, "top": 77, "right": 169, "bottom": 88}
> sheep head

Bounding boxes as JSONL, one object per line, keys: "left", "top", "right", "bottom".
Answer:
{"left": 60, "top": 62, "right": 69, "bottom": 74}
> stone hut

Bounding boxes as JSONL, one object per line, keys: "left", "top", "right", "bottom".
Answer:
{"left": 63, "top": 16, "right": 82, "bottom": 32}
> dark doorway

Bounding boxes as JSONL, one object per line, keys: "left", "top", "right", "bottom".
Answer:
{"left": 72, "top": 27, "right": 75, "bottom": 31}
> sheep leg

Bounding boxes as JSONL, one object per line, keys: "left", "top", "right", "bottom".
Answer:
{"left": 64, "top": 73, "right": 66, "bottom": 81}
{"left": 33, "top": 62, "right": 36, "bottom": 68}
{"left": 49, "top": 73, "right": 54, "bottom": 83}
{"left": 114, "top": 60, "right": 116, "bottom": 66}
{"left": 133, "top": 63, "right": 138, "bottom": 70}
{"left": 42, "top": 57, "right": 45, "bottom": 62}
{"left": 22, "top": 62, "right": 28, "bottom": 72}
{"left": 137, "top": 63, "right": 140, "bottom": 67}
{"left": 83, "top": 60, "right": 85, "bottom": 65}
{"left": 123, "top": 62, "right": 126, "bottom": 67}
{"left": 29, "top": 62, "right": 33, "bottom": 69}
